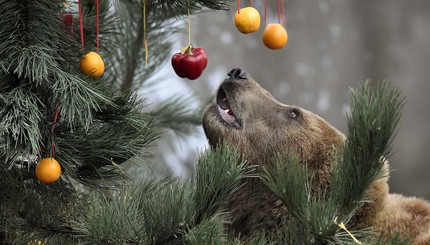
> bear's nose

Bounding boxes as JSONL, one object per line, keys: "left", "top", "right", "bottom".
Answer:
{"left": 227, "top": 68, "right": 247, "bottom": 80}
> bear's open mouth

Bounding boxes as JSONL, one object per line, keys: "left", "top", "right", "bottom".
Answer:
{"left": 216, "top": 87, "right": 241, "bottom": 128}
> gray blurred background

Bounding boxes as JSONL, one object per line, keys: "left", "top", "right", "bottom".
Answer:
{"left": 143, "top": 0, "right": 430, "bottom": 199}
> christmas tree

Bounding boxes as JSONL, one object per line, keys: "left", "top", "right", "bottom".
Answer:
{"left": 0, "top": 0, "right": 413, "bottom": 244}
{"left": 0, "top": 0, "right": 232, "bottom": 243}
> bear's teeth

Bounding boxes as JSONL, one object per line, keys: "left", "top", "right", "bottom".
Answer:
{"left": 226, "top": 109, "right": 235, "bottom": 116}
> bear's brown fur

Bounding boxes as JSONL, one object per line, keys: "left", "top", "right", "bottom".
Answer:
{"left": 202, "top": 68, "right": 430, "bottom": 243}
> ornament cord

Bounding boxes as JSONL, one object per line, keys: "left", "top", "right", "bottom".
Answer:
{"left": 264, "top": 0, "right": 267, "bottom": 26}
{"left": 188, "top": 0, "right": 191, "bottom": 46}
{"left": 78, "top": 0, "right": 84, "bottom": 49}
{"left": 237, "top": 0, "right": 240, "bottom": 13}
{"left": 282, "top": 0, "right": 286, "bottom": 25}
{"left": 277, "top": 0, "right": 281, "bottom": 24}
{"left": 250, "top": 0, "right": 252, "bottom": 7}
{"left": 334, "top": 217, "right": 362, "bottom": 244}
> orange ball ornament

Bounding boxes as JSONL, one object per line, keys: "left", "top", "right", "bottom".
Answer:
{"left": 80, "top": 51, "right": 105, "bottom": 79}
{"left": 234, "top": 7, "right": 261, "bottom": 34}
{"left": 35, "top": 158, "right": 62, "bottom": 184}
{"left": 262, "top": 23, "right": 288, "bottom": 49}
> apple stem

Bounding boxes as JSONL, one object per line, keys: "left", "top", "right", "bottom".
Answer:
{"left": 186, "top": 44, "right": 194, "bottom": 55}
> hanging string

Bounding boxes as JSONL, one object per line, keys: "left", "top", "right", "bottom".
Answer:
{"left": 143, "top": 0, "right": 148, "bottom": 65}
{"left": 78, "top": 0, "right": 84, "bottom": 49}
{"left": 282, "top": 0, "right": 286, "bottom": 25}
{"left": 277, "top": 0, "right": 281, "bottom": 24}
{"left": 96, "top": 0, "right": 100, "bottom": 52}
{"left": 50, "top": 107, "right": 61, "bottom": 156}
{"left": 264, "top": 0, "right": 266, "bottom": 26}
{"left": 250, "top": 0, "right": 253, "bottom": 7}
{"left": 237, "top": 0, "right": 240, "bottom": 13}
{"left": 187, "top": 0, "right": 191, "bottom": 46}
{"left": 334, "top": 217, "right": 362, "bottom": 244}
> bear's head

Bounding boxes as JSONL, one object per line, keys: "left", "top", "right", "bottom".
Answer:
{"left": 202, "top": 68, "right": 346, "bottom": 174}
{"left": 202, "top": 68, "right": 350, "bottom": 236}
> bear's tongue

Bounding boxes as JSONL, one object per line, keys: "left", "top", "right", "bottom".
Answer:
{"left": 217, "top": 105, "right": 239, "bottom": 127}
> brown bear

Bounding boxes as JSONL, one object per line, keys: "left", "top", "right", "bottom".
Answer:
{"left": 202, "top": 68, "right": 430, "bottom": 244}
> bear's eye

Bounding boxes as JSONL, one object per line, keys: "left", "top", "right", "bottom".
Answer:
{"left": 287, "top": 108, "right": 300, "bottom": 119}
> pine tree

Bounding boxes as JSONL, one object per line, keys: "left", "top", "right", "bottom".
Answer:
{"left": 0, "top": 0, "right": 232, "bottom": 244}
{"left": 0, "top": 1, "right": 414, "bottom": 244}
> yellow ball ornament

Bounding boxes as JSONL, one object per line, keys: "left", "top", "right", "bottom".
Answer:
{"left": 234, "top": 7, "right": 261, "bottom": 34}
{"left": 35, "top": 158, "right": 62, "bottom": 184}
{"left": 262, "top": 23, "right": 288, "bottom": 50}
{"left": 80, "top": 51, "right": 105, "bottom": 79}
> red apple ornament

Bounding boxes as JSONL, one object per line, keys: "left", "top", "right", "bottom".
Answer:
{"left": 171, "top": 44, "right": 208, "bottom": 80}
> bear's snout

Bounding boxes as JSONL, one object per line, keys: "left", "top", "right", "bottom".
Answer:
{"left": 226, "top": 68, "right": 247, "bottom": 81}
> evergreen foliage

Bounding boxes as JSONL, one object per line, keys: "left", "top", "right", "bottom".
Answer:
{"left": 148, "top": 96, "right": 202, "bottom": 135}
{"left": 0, "top": 0, "right": 233, "bottom": 243}
{"left": 74, "top": 145, "right": 249, "bottom": 244}
{"left": 331, "top": 80, "right": 404, "bottom": 216}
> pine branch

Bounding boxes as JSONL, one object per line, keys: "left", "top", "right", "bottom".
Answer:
{"left": 0, "top": 165, "right": 82, "bottom": 245}
{"left": 193, "top": 145, "right": 251, "bottom": 225}
{"left": 71, "top": 145, "right": 248, "bottom": 244}
{"left": 51, "top": 70, "right": 114, "bottom": 130}
{"left": 331, "top": 80, "right": 405, "bottom": 214}
{"left": 0, "top": 0, "right": 71, "bottom": 85}
{"left": 261, "top": 155, "right": 341, "bottom": 244}
{"left": 54, "top": 93, "right": 159, "bottom": 186}
{"left": 75, "top": 192, "right": 145, "bottom": 243}
{"left": 261, "top": 154, "right": 311, "bottom": 221}
{"left": 184, "top": 217, "right": 226, "bottom": 245}
{"left": 149, "top": 96, "right": 201, "bottom": 135}
{"left": 0, "top": 87, "right": 43, "bottom": 164}
{"left": 143, "top": 0, "right": 232, "bottom": 18}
